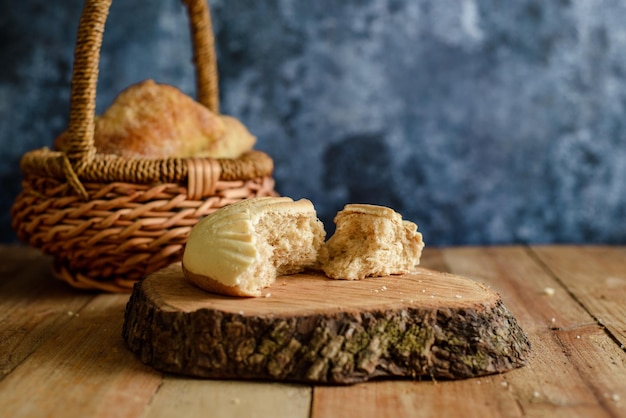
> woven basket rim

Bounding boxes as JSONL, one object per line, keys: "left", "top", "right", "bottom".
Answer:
{"left": 20, "top": 148, "right": 274, "bottom": 184}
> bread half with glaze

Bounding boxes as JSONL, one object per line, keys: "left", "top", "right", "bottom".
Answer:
{"left": 182, "top": 197, "right": 326, "bottom": 297}
{"left": 319, "top": 204, "right": 425, "bottom": 280}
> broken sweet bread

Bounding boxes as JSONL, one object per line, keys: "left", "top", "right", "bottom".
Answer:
{"left": 182, "top": 197, "right": 326, "bottom": 297}
{"left": 183, "top": 199, "right": 424, "bottom": 297}
{"left": 54, "top": 79, "right": 256, "bottom": 159}
{"left": 319, "top": 204, "right": 425, "bottom": 280}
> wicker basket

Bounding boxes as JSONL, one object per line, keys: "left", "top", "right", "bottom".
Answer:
{"left": 10, "top": 0, "right": 276, "bottom": 293}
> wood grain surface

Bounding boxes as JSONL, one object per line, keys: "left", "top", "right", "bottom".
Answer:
{"left": 122, "top": 264, "right": 530, "bottom": 383}
{"left": 0, "top": 245, "right": 624, "bottom": 418}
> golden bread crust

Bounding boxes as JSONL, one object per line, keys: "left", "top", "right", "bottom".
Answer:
{"left": 54, "top": 80, "right": 256, "bottom": 159}
{"left": 320, "top": 204, "right": 424, "bottom": 280}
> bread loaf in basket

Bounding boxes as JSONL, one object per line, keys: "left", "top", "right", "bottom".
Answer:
{"left": 10, "top": 0, "right": 276, "bottom": 292}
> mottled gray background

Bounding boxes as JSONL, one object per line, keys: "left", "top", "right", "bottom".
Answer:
{"left": 2, "top": 0, "right": 625, "bottom": 245}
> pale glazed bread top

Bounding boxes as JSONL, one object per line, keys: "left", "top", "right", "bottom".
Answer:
{"left": 320, "top": 203, "right": 425, "bottom": 280}
{"left": 336, "top": 203, "right": 399, "bottom": 219}
{"left": 182, "top": 196, "right": 325, "bottom": 296}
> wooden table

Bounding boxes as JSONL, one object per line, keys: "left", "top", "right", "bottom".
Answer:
{"left": 1, "top": 244, "right": 625, "bottom": 418}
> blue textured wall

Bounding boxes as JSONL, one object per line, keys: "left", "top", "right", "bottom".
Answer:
{"left": 2, "top": 0, "right": 625, "bottom": 245}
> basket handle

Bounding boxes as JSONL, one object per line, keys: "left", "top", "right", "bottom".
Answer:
{"left": 65, "top": 0, "right": 219, "bottom": 177}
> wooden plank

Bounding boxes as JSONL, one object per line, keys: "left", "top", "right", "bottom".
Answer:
{"left": 312, "top": 246, "right": 624, "bottom": 418}
{"left": 312, "top": 377, "right": 525, "bottom": 418}
{"left": 2, "top": 245, "right": 624, "bottom": 418}
{"left": 0, "top": 292, "right": 163, "bottom": 418}
{"left": 0, "top": 246, "right": 96, "bottom": 380}
{"left": 440, "top": 246, "right": 593, "bottom": 332}
{"left": 530, "top": 245, "right": 626, "bottom": 346}
{"left": 142, "top": 379, "right": 311, "bottom": 418}
{"left": 441, "top": 247, "right": 625, "bottom": 417}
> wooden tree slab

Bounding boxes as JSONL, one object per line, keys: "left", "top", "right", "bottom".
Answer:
{"left": 122, "top": 263, "right": 531, "bottom": 385}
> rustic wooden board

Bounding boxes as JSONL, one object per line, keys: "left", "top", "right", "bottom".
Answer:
{"left": 0, "top": 292, "right": 162, "bottom": 418}
{"left": 142, "top": 378, "right": 311, "bottom": 418}
{"left": 441, "top": 247, "right": 626, "bottom": 418}
{"left": 0, "top": 247, "right": 96, "bottom": 380}
{"left": 2, "top": 245, "right": 624, "bottom": 418}
{"left": 531, "top": 245, "right": 626, "bottom": 346}
{"left": 122, "top": 262, "right": 531, "bottom": 384}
